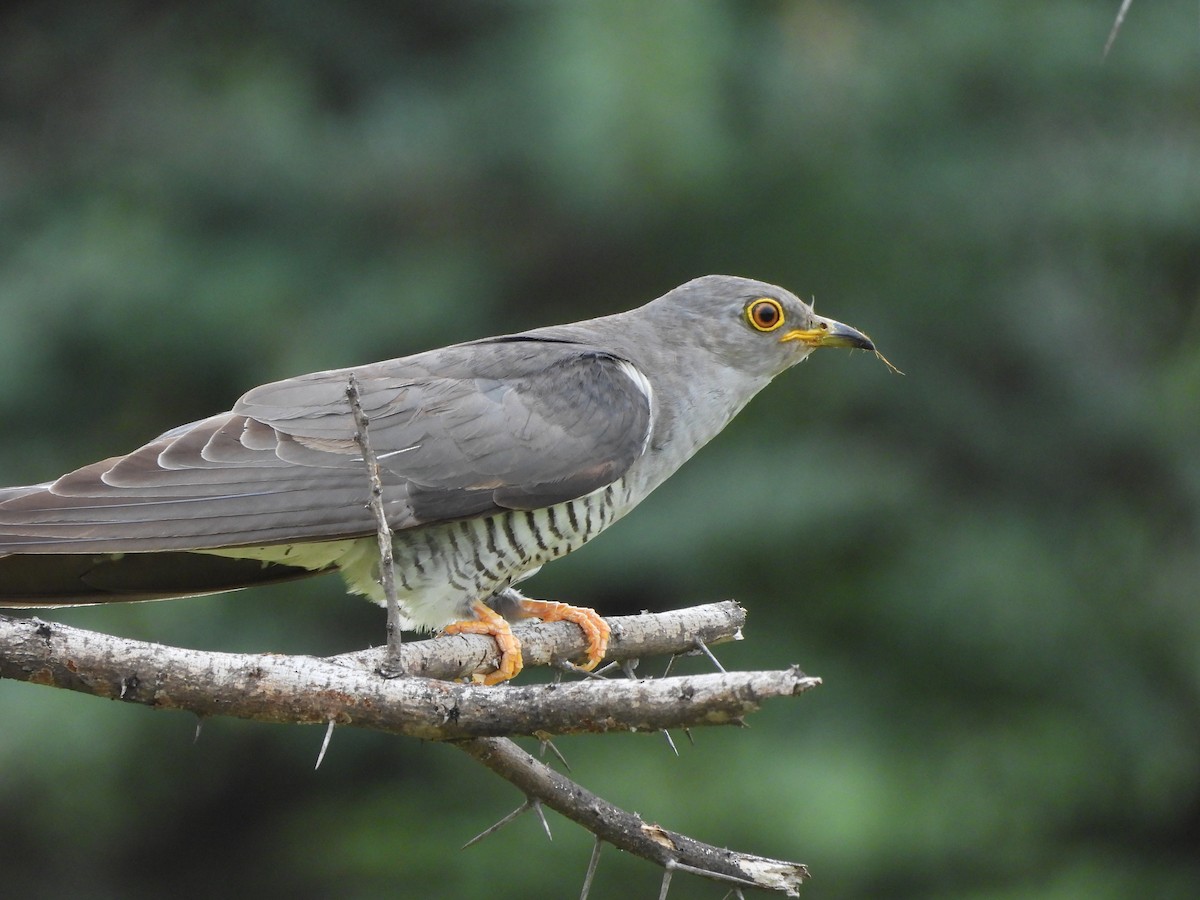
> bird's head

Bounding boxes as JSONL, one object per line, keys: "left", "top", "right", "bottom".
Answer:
{"left": 649, "top": 275, "right": 891, "bottom": 379}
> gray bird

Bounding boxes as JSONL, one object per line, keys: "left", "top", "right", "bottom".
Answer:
{"left": 0, "top": 275, "right": 878, "bottom": 682}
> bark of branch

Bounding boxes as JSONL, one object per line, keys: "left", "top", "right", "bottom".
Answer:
{"left": 459, "top": 736, "right": 809, "bottom": 896}
{"left": 0, "top": 603, "right": 818, "bottom": 893}
{"left": 0, "top": 603, "right": 816, "bottom": 740}
{"left": 331, "top": 598, "right": 747, "bottom": 680}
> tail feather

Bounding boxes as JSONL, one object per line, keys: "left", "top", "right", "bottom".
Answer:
{"left": 0, "top": 550, "right": 324, "bottom": 606}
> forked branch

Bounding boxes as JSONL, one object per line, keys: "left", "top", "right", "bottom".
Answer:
{"left": 459, "top": 736, "right": 809, "bottom": 896}
{"left": 0, "top": 607, "right": 815, "bottom": 739}
{"left": 0, "top": 607, "right": 816, "bottom": 893}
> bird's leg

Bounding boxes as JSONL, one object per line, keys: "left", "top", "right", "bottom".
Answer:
{"left": 443, "top": 599, "right": 524, "bottom": 684}
{"left": 509, "top": 597, "right": 611, "bottom": 672}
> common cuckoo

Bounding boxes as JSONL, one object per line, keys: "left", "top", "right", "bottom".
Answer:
{"left": 0, "top": 275, "right": 878, "bottom": 682}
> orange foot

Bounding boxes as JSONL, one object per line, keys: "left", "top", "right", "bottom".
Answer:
{"left": 443, "top": 600, "right": 524, "bottom": 685}
{"left": 442, "top": 597, "right": 612, "bottom": 684}
{"left": 512, "top": 598, "right": 611, "bottom": 672}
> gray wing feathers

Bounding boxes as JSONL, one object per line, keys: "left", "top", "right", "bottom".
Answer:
{"left": 0, "top": 339, "right": 652, "bottom": 553}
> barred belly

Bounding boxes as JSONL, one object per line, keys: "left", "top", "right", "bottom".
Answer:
{"left": 335, "top": 481, "right": 631, "bottom": 630}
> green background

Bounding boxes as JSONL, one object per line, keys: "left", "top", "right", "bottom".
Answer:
{"left": 2, "top": 2, "right": 1198, "bottom": 897}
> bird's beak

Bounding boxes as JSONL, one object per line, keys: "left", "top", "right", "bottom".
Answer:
{"left": 781, "top": 315, "right": 876, "bottom": 352}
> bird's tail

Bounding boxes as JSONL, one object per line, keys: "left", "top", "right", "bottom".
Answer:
{"left": 0, "top": 549, "right": 321, "bottom": 606}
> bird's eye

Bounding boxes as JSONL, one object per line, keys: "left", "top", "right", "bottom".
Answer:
{"left": 746, "top": 298, "right": 785, "bottom": 332}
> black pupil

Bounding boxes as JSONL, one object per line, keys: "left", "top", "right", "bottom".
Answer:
{"left": 756, "top": 303, "right": 778, "bottom": 326}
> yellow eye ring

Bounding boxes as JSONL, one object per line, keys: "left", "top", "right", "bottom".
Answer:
{"left": 746, "top": 298, "right": 785, "bottom": 332}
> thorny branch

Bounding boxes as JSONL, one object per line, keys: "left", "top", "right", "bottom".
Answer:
{"left": 458, "top": 737, "right": 810, "bottom": 896}
{"left": 0, "top": 608, "right": 815, "bottom": 739}
{"left": 0, "top": 606, "right": 816, "bottom": 893}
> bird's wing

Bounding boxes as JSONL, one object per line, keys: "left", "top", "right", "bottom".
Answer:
{"left": 0, "top": 338, "right": 652, "bottom": 553}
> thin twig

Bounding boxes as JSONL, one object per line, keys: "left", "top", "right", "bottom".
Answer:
{"left": 346, "top": 373, "right": 403, "bottom": 675}
{"left": 458, "top": 736, "right": 809, "bottom": 895}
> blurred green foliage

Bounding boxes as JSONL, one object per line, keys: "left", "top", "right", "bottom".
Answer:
{"left": 2, "top": 2, "right": 1199, "bottom": 897}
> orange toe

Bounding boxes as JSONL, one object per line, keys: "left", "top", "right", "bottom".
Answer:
{"left": 443, "top": 600, "right": 524, "bottom": 684}
{"left": 513, "top": 599, "right": 611, "bottom": 671}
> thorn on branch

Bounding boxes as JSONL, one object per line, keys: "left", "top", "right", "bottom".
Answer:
{"left": 670, "top": 859, "right": 762, "bottom": 892}
{"left": 1103, "top": 0, "right": 1134, "bottom": 59}
{"left": 661, "top": 729, "right": 679, "bottom": 757}
{"left": 532, "top": 799, "right": 553, "bottom": 842}
{"left": 692, "top": 637, "right": 726, "bottom": 674}
{"left": 315, "top": 719, "right": 336, "bottom": 770}
{"left": 462, "top": 797, "right": 549, "bottom": 850}
{"left": 536, "top": 733, "right": 571, "bottom": 772}
{"left": 552, "top": 658, "right": 611, "bottom": 679}
{"left": 615, "top": 654, "right": 678, "bottom": 754}
{"left": 579, "top": 836, "right": 603, "bottom": 900}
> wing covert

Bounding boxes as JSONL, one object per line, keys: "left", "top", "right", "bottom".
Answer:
{"left": 0, "top": 339, "right": 653, "bottom": 552}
